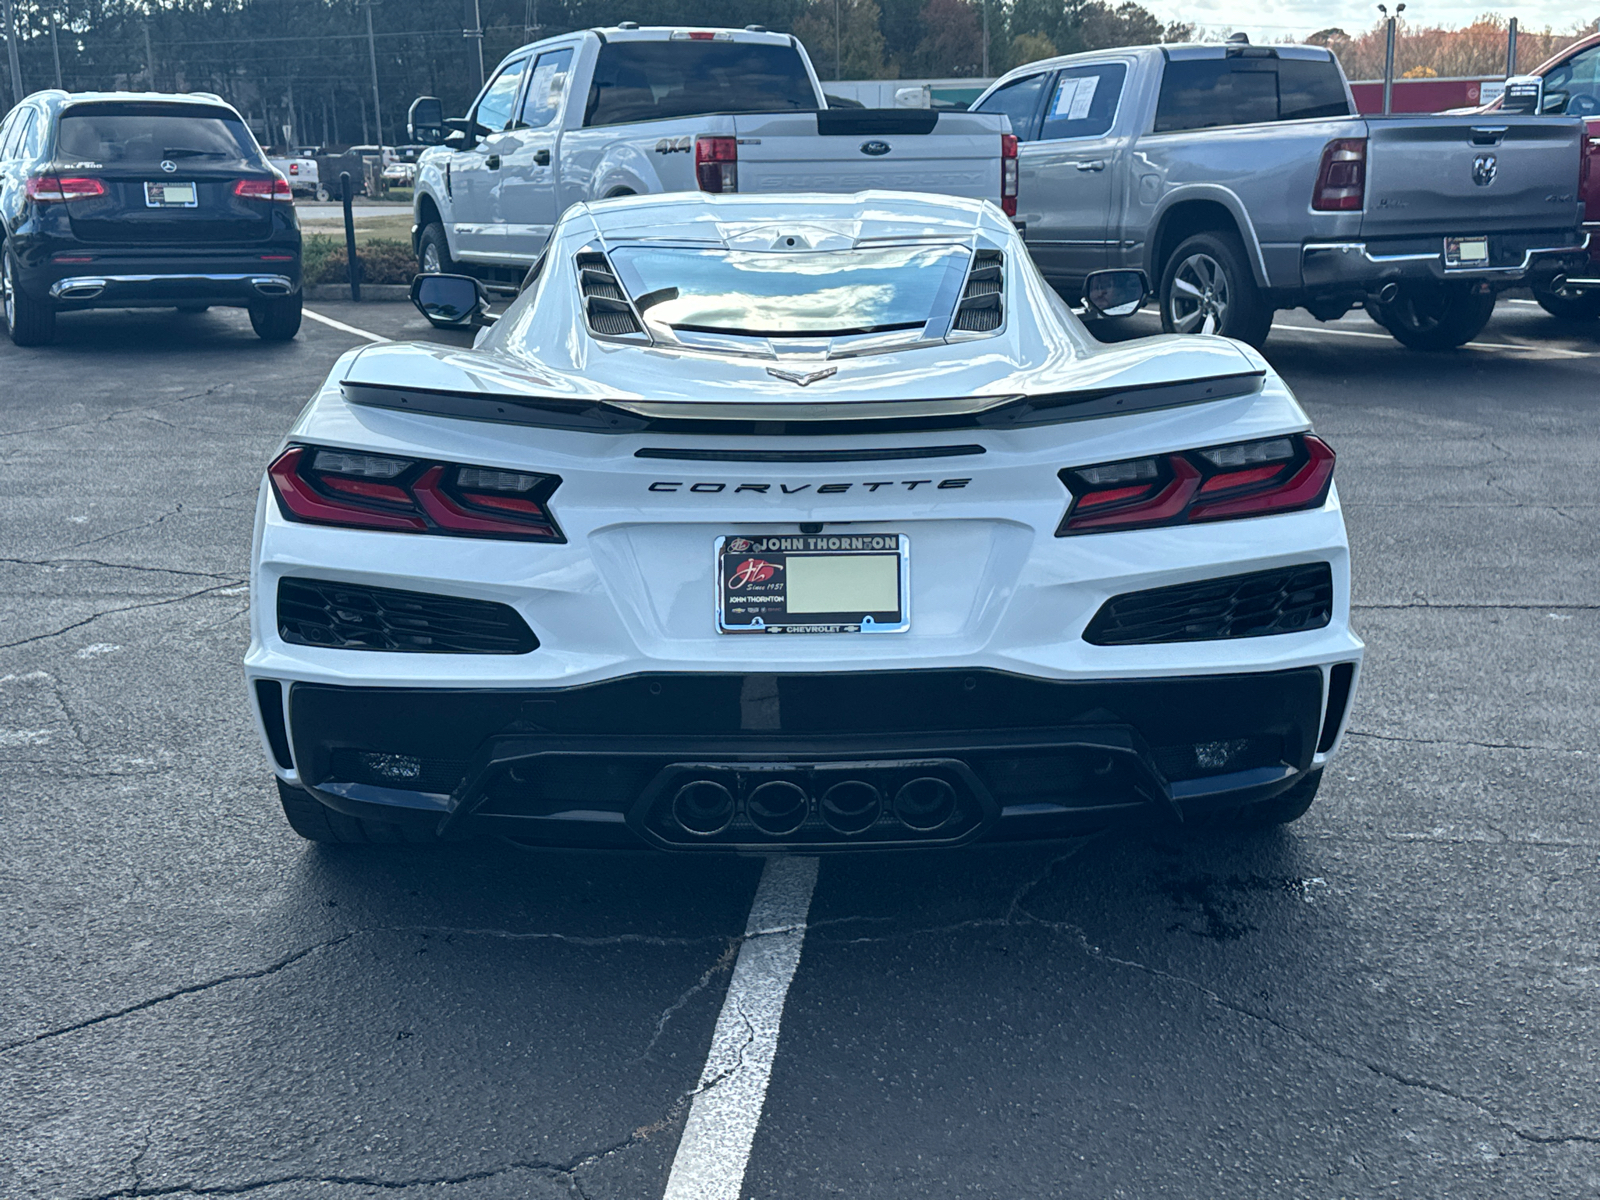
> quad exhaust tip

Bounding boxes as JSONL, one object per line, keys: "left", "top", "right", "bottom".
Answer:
{"left": 672, "top": 779, "right": 735, "bottom": 836}
{"left": 820, "top": 780, "right": 883, "bottom": 835}
{"left": 665, "top": 772, "right": 963, "bottom": 840}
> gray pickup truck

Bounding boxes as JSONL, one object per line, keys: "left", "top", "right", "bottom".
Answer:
{"left": 974, "top": 41, "right": 1591, "bottom": 348}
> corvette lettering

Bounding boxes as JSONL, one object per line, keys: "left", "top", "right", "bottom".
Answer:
{"left": 649, "top": 478, "right": 971, "bottom": 493}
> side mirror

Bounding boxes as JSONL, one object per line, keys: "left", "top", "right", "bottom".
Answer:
{"left": 408, "top": 96, "right": 445, "bottom": 145}
{"left": 1082, "top": 269, "right": 1149, "bottom": 319}
{"left": 411, "top": 273, "right": 497, "bottom": 330}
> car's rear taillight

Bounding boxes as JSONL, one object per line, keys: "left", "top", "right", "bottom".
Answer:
{"left": 268, "top": 446, "right": 564, "bottom": 542}
{"left": 695, "top": 136, "right": 738, "bottom": 193}
{"left": 1058, "top": 434, "right": 1335, "bottom": 535}
{"left": 1000, "top": 133, "right": 1019, "bottom": 218}
{"left": 1312, "top": 138, "right": 1365, "bottom": 212}
{"left": 26, "top": 175, "right": 107, "bottom": 202}
{"left": 235, "top": 176, "right": 294, "bottom": 201}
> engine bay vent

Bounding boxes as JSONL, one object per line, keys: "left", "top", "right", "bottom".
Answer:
{"left": 576, "top": 251, "right": 642, "bottom": 337}
{"left": 951, "top": 249, "right": 1003, "bottom": 334}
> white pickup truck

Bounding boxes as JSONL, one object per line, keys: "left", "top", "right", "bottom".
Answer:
{"left": 406, "top": 25, "right": 1017, "bottom": 283}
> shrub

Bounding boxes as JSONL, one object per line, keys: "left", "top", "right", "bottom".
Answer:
{"left": 302, "top": 234, "right": 417, "bottom": 287}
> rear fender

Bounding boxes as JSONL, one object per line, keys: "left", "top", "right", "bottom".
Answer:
{"left": 1148, "top": 187, "right": 1271, "bottom": 288}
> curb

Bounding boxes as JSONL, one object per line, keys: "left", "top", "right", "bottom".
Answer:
{"left": 304, "top": 284, "right": 412, "bottom": 302}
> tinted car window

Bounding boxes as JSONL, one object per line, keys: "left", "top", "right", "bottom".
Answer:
{"left": 1155, "top": 57, "right": 1350, "bottom": 132}
{"left": 475, "top": 58, "right": 528, "bottom": 132}
{"left": 56, "top": 105, "right": 262, "bottom": 167}
{"left": 974, "top": 73, "right": 1049, "bottom": 141}
{"left": 0, "top": 110, "right": 23, "bottom": 160}
{"left": 584, "top": 42, "right": 816, "bottom": 128}
{"left": 1277, "top": 58, "right": 1352, "bottom": 121}
{"left": 518, "top": 48, "right": 574, "bottom": 129}
{"left": 1040, "top": 62, "right": 1127, "bottom": 140}
{"left": 20, "top": 110, "right": 44, "bottom": 158}
{"left": 1543, "top": 44, "right": 1600, "bottom": 115}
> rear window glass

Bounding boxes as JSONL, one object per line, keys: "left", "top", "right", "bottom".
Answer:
{"left": 584, "top": 41, "right": 817, "bottom": 128}
{"left": 1154, "top": 57, "right": 1349, "bottom": 133}
{"left": 608, "top": 244, "right": 970, "bottom": 338}
{"left": 57, "top": 105, "right": 262, "bottom": 167}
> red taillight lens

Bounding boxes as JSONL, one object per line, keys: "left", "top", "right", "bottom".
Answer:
{"left": 27, "top": 175, "right": 106, "bottom": 202}
{"left": 695, "top": 136, "right": 738, "bottom": 193}
{"left": 1058, "top": 434, "right": 1334, "bottom": 535}
{"left": 234, "top": 176, "right": 294, "bottom": 201}
{"left": 1312, "top": 138, "right": 1365, "bottom": 212}
{"left": 1000, "top": 133, "right": 1019, "bottom": 218}
{"left": 268, "top": 446, "right": 564, "bottom": 542}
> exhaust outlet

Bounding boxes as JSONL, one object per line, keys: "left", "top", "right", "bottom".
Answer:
{"left": 893, "top": 777, "right": 958, "bottom": 831}
{"left": 820, "top": 780, "right": 882, "bottom": 835}
{"left": 49, "top": 277, "right": 108, "bottom": 300}
{"left": 672, "top": 779, "right": 735, "bottom": 836}
{"left": 1373, "top": 282, "right": 1400, "bottom": 305}
{"left": 747, "top": 780, "right": 810, "bottom": 836}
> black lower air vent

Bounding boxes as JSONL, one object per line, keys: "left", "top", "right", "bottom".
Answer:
{"left": 278, "top": 577, "right": 538, "bottom": 654}
{"left": 1083, "top": 563, "right": 1333, "bottom": 646}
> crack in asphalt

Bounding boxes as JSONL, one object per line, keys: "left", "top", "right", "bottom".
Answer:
{"left": 0, "top": 383, "right": 233, "bottom": 441}
{"left": 59, "top": 489, "right": 257, "bottom": 554}
{"left": 642, "top": 938, "right": 739, "bottom": 1061}
{"left": 1345, "top": 729, "right": 1590, "bottom": 755}
{"left": 0, "top": 556, "right": 238, "bottom": 581}
{"left": 1, "top": 936, "right": 352, "bottom": 1053}
{"left": 0, "top": 581, "right": 248, "bottom": 651}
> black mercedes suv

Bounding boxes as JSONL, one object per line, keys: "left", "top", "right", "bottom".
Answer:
{"left": 0, "top": 91, "right": 302, "bottom": 346}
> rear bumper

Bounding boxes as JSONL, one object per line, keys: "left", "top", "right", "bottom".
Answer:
{"left": 45, "top": 272, "right": 298, "bottom": 305}
{"left": 267, "top": 666, "right": 1358, "bottom": 851}
{"left": 1301, "top": 230, "right": 1589, "bottom": 292}
{"left": 12, "top": 239, "right": 301, "bottom": 308}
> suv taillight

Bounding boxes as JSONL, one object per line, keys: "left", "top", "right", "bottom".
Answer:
{"left": 1312, "top": 138, "right": 1365, "bottom": 212}
{"left": 1058, "top": 434, "right": 1335, "bottom": 535}
{"left": 268, "top": 446, "right": 565, "bottom": 542}
{"left": 26, "top": 175, "right": 106, "bottom": 202}
{"left": 1000, "top": 133, "right": 1019, "bottom": 218}
{"left": 695, "top": 136, "right": 738, "bottom": 193}
{"left": 235, "top": 176, "right": 294, "bottom": 201}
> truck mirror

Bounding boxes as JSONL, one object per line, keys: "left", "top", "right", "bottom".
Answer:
{"left": 408, "top": 96, "right": 446, "bottom": 145}
{"left": 1082, "top": 270, "right": 1149, "bottom": 319}
{"left": 411, "top": 274, "right": 497, "bottom": 329}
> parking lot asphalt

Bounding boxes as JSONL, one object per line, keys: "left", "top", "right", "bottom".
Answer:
{"left": 2, "top": 298, "right": 1597, "bottom": 1198}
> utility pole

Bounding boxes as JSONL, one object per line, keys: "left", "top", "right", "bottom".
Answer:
{"left": 1377, "top": 3, "right": 1403, "bottom": 116}
{"left": 5, "top": 0, "right": 25, "bottom": 106}
{"left": 142, "top": 19, "right": 154, "bottom": 90}
{"left": 1506, "top": 17, "right": 1518, "bottom": 77}
{"left": 834, "top": 0, "right": 841, "bottom": 81}
{"left": 464, "top": 0, "right": 484, "bottom": 89}
{"left": 50, "top": 13, "right": 62, "bottom": 89}
{"left": 981, "top": 0, "right": 989, "bottom": 78}
{"left": 363, "top": 0, "right": 383, "bottom": 147}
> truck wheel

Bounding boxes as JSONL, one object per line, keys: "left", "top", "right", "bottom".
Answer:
{"left": 249, "top": 293, "right": 303, "bottom": 341}
{"left": 418, "top": 222, "right": 455, "bottom": 275}
{"left": 3, "top": 248, "right": 56, "bottom": 347}
{"left": 1531, "top": 281, "right": 1600, "bottom": 321}
{"left": 315, "top": 184, "right": 330, "bottom": 202}
{"left": 277, "top": 778, "right": 433, "bottom": 845}
{"left": 1158, "top": 232, "right": 1272, "bottom": 348}
{"left": 1368, "top": 284, "right": 1494, "bottom": 350}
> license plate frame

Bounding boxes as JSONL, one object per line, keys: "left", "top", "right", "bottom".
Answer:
{"left": 715, "top": 533, "right": 910, "bottom": 634}
{"left": 144, "top": 181, "right": 198, "bottom": 208}
{"left": 1444, "top": 235, "right": 1489, "bottom": 268}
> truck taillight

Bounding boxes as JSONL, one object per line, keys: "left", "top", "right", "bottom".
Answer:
{"left": 1312, "top": 138, "right": 1365, "bottom": 212}
{"left": 695, "top": 136, "right": 738, "bottom": 194}
{"left": 1000, "top": 133, "right": 1019, "bottom": 218}
{"left": 26, "top": 175, "right": 106, "bottom": 202}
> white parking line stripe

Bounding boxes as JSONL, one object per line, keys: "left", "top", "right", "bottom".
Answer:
{"left": 302, "top": 307, "right": 389, "bottom": 343}
{"left": 1269, "top": 321, "right": 1595, "bottom": 357}
{"left": 663, "top": 855, "right": 819, "bottom": 1200}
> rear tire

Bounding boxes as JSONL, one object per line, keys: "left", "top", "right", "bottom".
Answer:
{"left": 417, "top": 222, "right": 455, "bottom": 275}
{"left": 1367, "top": 284, "right": 1495, "bottom": 349}
{"left": 3, "top": 248, "right": 56, "bottom": 347}
{"left": 1532, "top": 281, "right": 1600, "bottom": 321}
{"left": 1158, "top": 231, "right": 1273, "bottom": 348}
{"left": 249, "top": 292, "right": 302, "bottom": 341}
{"left": 276, "top": 778, "right": 434, "bottom": 844}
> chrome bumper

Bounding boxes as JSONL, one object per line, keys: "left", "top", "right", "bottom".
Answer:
{"left": 1301, "top": 235, "right": 1590, "bottom": 290}
{"left": 48, "top": 273, "right": 296, "bottom": 301}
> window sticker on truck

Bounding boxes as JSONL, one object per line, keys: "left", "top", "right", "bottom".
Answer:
{"left": 1052, "top": 75, "right": 1100, "bottom": 121}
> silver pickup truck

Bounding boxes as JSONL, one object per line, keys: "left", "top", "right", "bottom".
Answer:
{"left": 408, "top": 26, "right": 1014, "bottom": 286}
{"left": 974, "top": 41, "right": 1590, "bottom": 348}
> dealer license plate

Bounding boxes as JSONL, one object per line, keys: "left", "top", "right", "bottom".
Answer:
{"left": 145, "top": 181, "right": 198, "bottom": 208}
{"left": 716, "top": 533, "right": 909, "bottom": 634}
{"left": 1444, "top": 236, "right": 1489, "bottom": 268}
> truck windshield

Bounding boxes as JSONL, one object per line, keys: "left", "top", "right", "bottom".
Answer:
{"left": 583, "top": 41, "right": 817, "bottom": 127}
{"left": 57, "top": 105, "right": 262, "bottom": 168}
{"left": 608, "top": 244, "right": 970, "bottom": 338}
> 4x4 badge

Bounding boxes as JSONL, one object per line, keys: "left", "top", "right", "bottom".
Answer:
{"left": 767, "top": 366, "right": 837, "bottom": 387}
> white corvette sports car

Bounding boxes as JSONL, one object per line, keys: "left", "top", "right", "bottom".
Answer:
{"left": 246, "top": 191, "right": 1362, "bottom": 851}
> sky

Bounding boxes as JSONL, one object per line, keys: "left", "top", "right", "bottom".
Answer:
{"left": 1140, "top": 0, "right": 1597, "bottom": 40}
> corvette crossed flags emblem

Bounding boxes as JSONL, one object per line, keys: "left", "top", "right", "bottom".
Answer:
{"left": 766, "top": 366, "right": 838, "bottom": 387}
